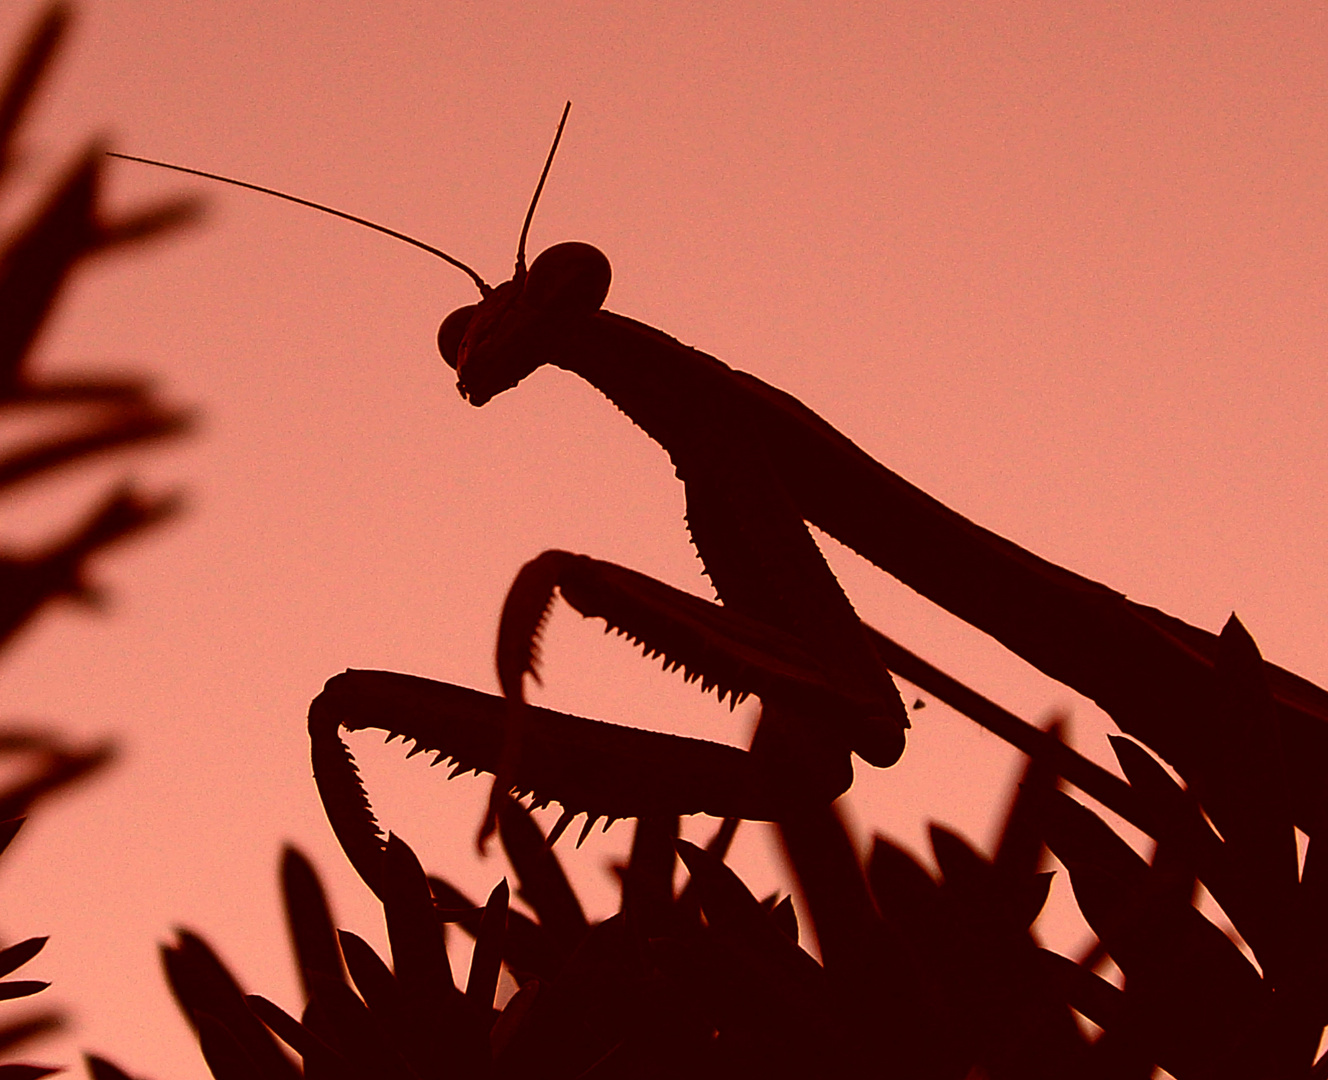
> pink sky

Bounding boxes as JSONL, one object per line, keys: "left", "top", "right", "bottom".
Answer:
{"left": 0, "top": 2, "right": 1324, "bottom": 1076}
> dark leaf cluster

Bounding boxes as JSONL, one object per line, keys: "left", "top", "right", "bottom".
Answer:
{"left": 0, "top": 6, "right": 193, "bottom": 1079}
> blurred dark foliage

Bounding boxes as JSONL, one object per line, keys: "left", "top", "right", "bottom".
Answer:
{"left": 0, "top": 5, "right": 194, "bottom": 1079}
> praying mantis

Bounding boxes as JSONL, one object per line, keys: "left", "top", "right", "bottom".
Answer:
{"left": 114, "top": 106, "right": 1328, "bottom": 881}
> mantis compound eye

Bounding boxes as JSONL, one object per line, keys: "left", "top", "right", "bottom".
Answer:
{"left": 438, "top": 304, "right": 478, "bottom": 369}
{"left": 525, "top": 242, "right": 611, "bottom": 314}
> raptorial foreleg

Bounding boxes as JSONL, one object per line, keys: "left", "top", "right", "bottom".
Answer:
{"left": 308, "top": 669, "right": 776, "bottom": 893}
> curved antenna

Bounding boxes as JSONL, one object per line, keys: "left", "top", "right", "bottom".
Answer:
{"left": 514, "top": 101, "right": 571, "bottom": 276}
{"left": 106, "top": 152, "right": 491, "bottom": 296}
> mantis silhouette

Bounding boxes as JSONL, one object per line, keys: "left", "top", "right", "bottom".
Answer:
{"left": 429, "top": 229, "right": 1328, "bottom": 839}
{"left": 426, "top": 115, "right": 1328, "bottom": 842}
{"left": 115, "top": 108, "right": 1328, "bottom": 872}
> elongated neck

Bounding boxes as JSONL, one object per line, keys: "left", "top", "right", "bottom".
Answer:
{"left": 549, "top": 310, "right": 742, "bottom": 459}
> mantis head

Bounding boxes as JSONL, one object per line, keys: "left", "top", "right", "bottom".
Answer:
{"left": 437, "top": 103, "right": 609, "bottom": 406}
{"left": 438, "top": 241, "right": 611, "bottom": 406}
{"left": 109, "top": 102, "right": 592, "bottom": 407}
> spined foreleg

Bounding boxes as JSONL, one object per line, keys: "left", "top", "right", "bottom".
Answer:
{"left": 308, "top": 669, "right": 776, "bottom": 892}
{"left": 486, "top": 548, "right": 896, "bottom": 837}
{"left": 309, "top": 550, "right": 1158, "bottom": 894}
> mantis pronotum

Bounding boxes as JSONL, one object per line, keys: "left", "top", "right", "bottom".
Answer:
{"left": 113, "top": 106, "right": 1328, "bottom": 877}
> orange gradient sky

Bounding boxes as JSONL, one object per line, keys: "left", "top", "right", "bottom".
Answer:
{"left": 0, "top": 2, "right": 1324, "bottom": 1076}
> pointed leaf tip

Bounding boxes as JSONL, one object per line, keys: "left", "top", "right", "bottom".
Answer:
{"left": 0, "top": 936, "right": 47, "bottom": 979}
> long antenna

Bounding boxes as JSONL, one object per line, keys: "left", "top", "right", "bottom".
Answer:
{"left": 515, "top": 101, "right": 571, "bottom": 275}
{"left": 106, "top": 152, "right": 492, "bottom": 296}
